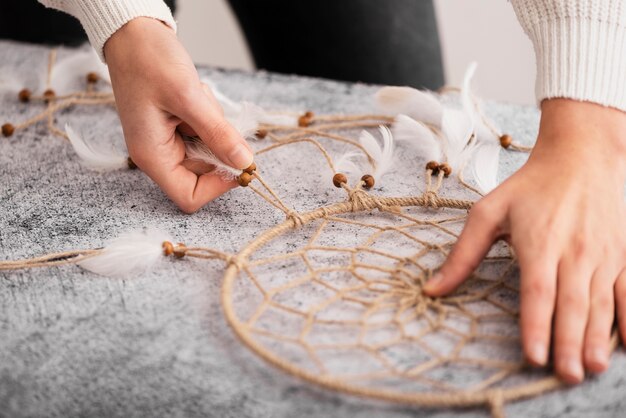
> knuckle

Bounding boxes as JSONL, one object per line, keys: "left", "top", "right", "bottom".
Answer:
{"left": 169, "top": 83, "right": 199, "bottom": 108}
{"left": 201, "top": 119, "right": 241, "bottom": 148}
{"left": 591, "top": 292, "right": 614, "bottom": 311}
{"left": 469, "top": 199, "right": 493, "bottom": 222}
{"left": 207, "top": 119, "right": 234, "bottom": 138}
{"left": 554, "top": 336, "right": 582, "bottom": 355}
{"left": 585, "top": 330, "right": 608, "bottom": 346}
{"left": 175, "top": 197, "right": 201, "bottom": 214}
{"left": 571, "top": 237, "right": 591, "bottom": 259}
{"left": 524, "top": 278, "right": 555, "bottom": 301}
{"left": 560, "top": 288, "right": 586, "bottom": 308}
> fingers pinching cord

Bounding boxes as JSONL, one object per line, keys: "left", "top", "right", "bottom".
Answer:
{"left": 174, "top": 87, "right": 253, "bottom": 170}
{"left": 131, "top": 129, "right": 238, "bottom": 214}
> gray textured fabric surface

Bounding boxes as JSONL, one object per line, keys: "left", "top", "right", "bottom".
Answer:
{"left": 1, "top": 40, "right": 624, "bottom": 418}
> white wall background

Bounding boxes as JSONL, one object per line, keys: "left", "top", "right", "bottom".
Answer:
{"left": 176, "top": 0, "right": 537, "bottom": 105}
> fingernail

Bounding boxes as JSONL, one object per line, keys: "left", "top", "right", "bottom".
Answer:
{"left": 561, "top": 359, "right": 584, "bottom": 383}
{"left": 227, "top": 143, "right": 254, "bottom": 169}
{"left": 589, "top": 347, "right": 608, "bottom": 369}
{"left": 423, "top": 272, "right": 443, "bottom": 292}
{"left": 528, "top": 342, "right": 548, "bottom": 365}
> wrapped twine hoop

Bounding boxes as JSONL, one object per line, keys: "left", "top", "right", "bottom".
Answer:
{"left": 221, "top": 193, "right": 619, "bottom": 418}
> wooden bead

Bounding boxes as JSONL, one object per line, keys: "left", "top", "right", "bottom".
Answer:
{"left": 333, "top": 173, "right": 347, "bottom": 188}
{"left": 173, "top": 243, "right": 187, "bottom": 258}
{"left": 361, "top": 174, "right": 375, "bottom": 189}
{"left": 243, "top": 162, "right": 256, "bottom": 174}
{"left": 425, "top": 161, "right": 439, "bottom": 174}
{"left": 86, "top": 72, "right": 99, "bottom": 83}
{"left": 439, "top": 163, "right": 452, "bottom": 177}
{"left": 43, "top": 89, "right": 56, "bottom": 102}
{"left": 238, "top": 172, "right": 252, "bottom": 187}
{"left": 162, "top": 241, "right": 174, "bottom": 256}
{"left": 18, "top": 89, "right": 31, "bottom": 103}
{"left": 298, "top": 111, "right": 314, "bottom": 127}
{"left": 499, "top": 134, "right": 512, "bottom": 149}
{"left": 127, "top": 157, "right": 138, "bottom": 170}
{"left": 2, "top": 123, "right": 14, "bottom": 137}
{"left": 298, "top": 116, "right": 310, "bottom": 127}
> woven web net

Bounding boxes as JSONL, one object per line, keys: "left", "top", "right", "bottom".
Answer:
{"left": 221, "top": 198, "right": 563, "bottom": 416}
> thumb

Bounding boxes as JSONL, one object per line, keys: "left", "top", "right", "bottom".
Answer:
{"left": 423, "top": 200, "right": 503, "bottom": 296}
{"left": 175, "top": 87, "right": 253, "bottom": 169}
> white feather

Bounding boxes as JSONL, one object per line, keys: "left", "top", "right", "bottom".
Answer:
{"left": 229, "top": 101, "right": 299, "bottom": 133}
{"left": 184, "top": 136, "right": 241, "bottom": 180}
{"left": 65, "top": 124, "right": 128, "bottom": 171}
{"left": 441, "top": 108, "right": 475, "bottom": 172}
{"left": 78, "top": 228, "right": 172, "bottom": 277}
{"left": 471, "top": 143, "right": 501, "bottom": 194}
{"left": 460, "top": 62, "right": 499, "bottom": 144}
{"left": 334, "top": 151, "right": 361, "bottom": 181}
{"left": 202, "top": 77, "right": 298, "bottom": 130}
{"left": 201, "top": 77, "right": 241, "bottom": 115}
{"left": 51, "top": 50, "right": 110, "bottom": 95}
{"left": 256, "top": 112, "right": 298, "bottom": 126}
{"left": 198, "top": 80, "right": 261, "bottom": 138}
{"left": 232, "top": 102, "right": 261, "bottom": 139}
{"left": 461, "top": 62, "right": 478, "bottom": 126}
{"left": 375, "top": 86, "right": 443, "bottom": 127}
{"left": 392, "top": 114, "right": 442, "bottom": 162}
{"left": 359, "top": 126, "right": 395, "bottom": 181}
{"left": 359, "top": 130, "right": 382, "bottom": 163}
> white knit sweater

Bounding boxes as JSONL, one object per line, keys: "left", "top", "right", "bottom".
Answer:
{"left": 39, "top": 0, "right": 625, "bottom": 112}
{"left": 37, "top": 0, "right": 177, "bottom": 61}
{"left": 512, "top": 0, "right": 625, "bottom": 112}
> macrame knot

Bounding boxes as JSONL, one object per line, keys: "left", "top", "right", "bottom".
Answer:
{"left": 162, "top": 241, "right": 187, "bottom": 258}
{"left": 423, "top": 191, "right": 439, "bottom": 208}
{"left": 414, "top": 299, "right": 428, "bottom": 315}
{"left": 348, "top": 188, "right": 369, "bottom": 212}
{"left": 286, "top": 210, "right": 305, "bottom": 228}
{"left": 226, "top": 255, "right": 244, "bottom": 271}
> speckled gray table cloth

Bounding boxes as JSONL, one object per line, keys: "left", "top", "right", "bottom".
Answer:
{"left": 0, "top": 40, "right": 624, "bottom": 418}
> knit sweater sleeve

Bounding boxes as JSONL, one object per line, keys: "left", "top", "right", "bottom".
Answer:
{"left": 37, "top": 0, "right": 176, "bottom": 62}
{"left": 511, "top": 0, "right": 626, "bottom": 112}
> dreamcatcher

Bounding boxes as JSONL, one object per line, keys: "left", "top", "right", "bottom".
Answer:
{"left": 0, "top": 49, "right": 617, "bottom": 418}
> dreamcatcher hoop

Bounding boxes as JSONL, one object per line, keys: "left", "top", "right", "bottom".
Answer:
{"left": 221, "top": 195, "right": 620, "bottom": 416}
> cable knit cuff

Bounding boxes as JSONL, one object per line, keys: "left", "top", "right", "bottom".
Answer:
{"left": 40, "top": 0, "right": 177, "bottom": 62}
{"left": 512, "top": 0, "right": 626, "bottom": 112}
